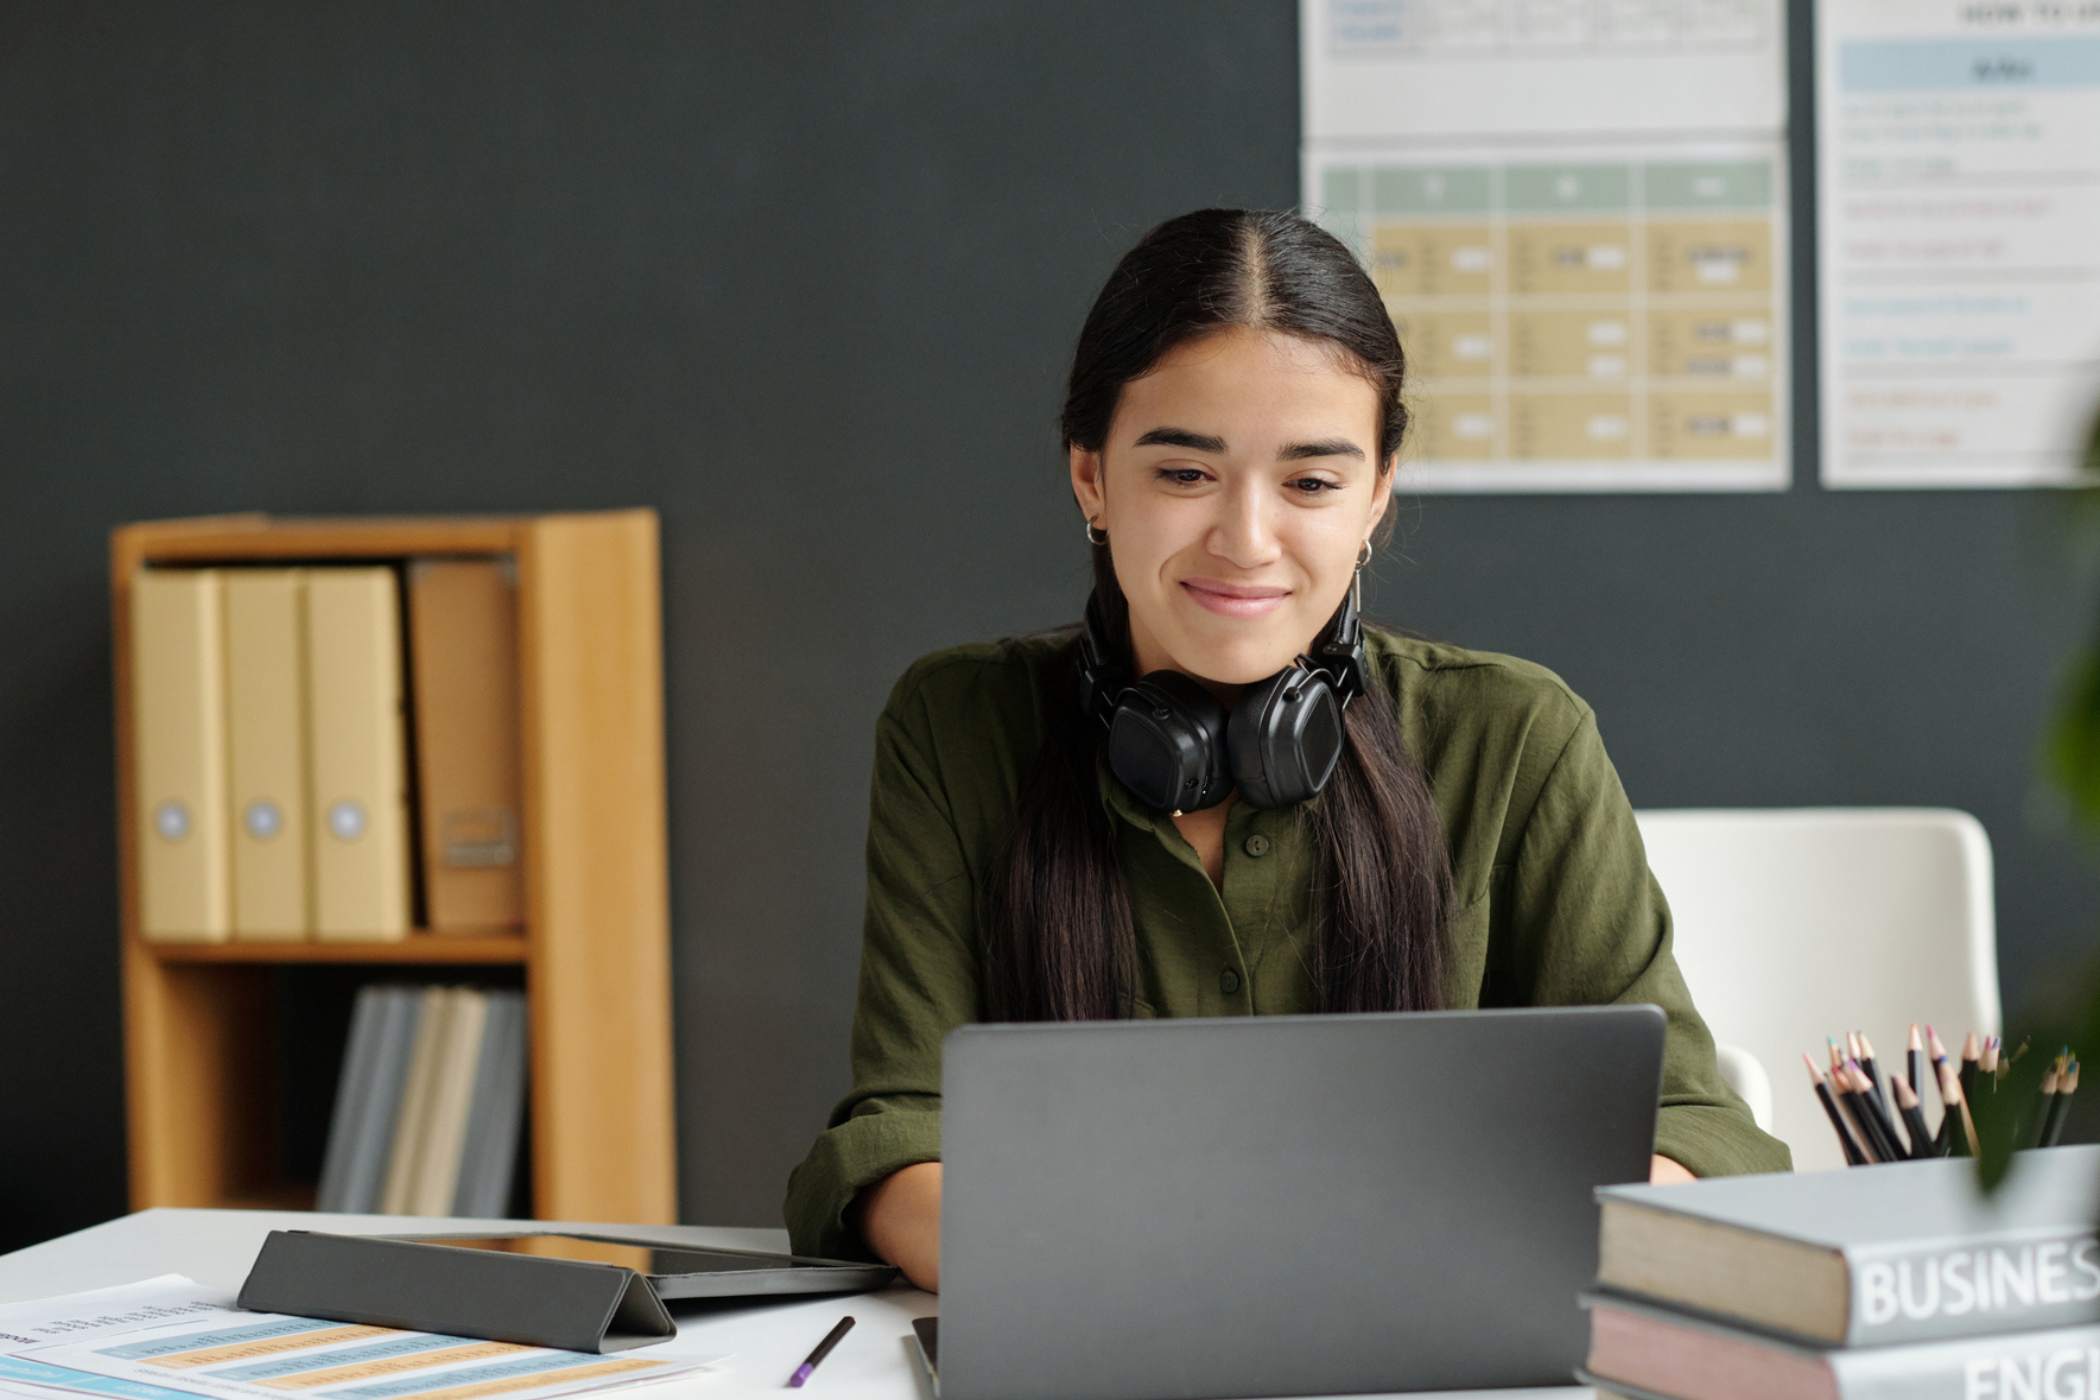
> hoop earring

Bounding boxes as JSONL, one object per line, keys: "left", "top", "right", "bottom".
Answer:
{"left": 1356, "top": 539, "right": 1374, "bottom": 570}
{"left": 1085, "top": 517, "right": 1110, "bottom": 547}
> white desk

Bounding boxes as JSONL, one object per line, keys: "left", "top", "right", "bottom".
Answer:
{"left": 0, "top": 1211, "right": 1588, "bottom": 1400}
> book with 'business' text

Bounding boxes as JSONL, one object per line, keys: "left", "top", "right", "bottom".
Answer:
{"left": 1594, "top": 1145, "right": 2100, "bottom": 1348}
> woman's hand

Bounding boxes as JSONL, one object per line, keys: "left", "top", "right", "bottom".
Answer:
{"left": 1648, "top": 1153, "right": 1696, "bottom": 1185}
{"left": 854, "top": 1154, "right": 1684, "bottom": 1288}
{"left": 851, "top": 1161, "right": 943, "bottom": 1292}
{"left": 853, "top": 1153, "right": 1683, "bottom": 1290}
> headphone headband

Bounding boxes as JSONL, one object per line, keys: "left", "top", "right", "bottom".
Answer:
{"left": 1076, "top": 588, "right": 1122, "bottom": 731}
{"left": 1302, "top": 569, "right": 1365, "bottom": 703}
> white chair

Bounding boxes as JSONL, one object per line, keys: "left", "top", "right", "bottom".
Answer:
{"left": 1634, "top": 808, "right": 2001, "bottom": 1175}
{"left": 1712, "top": 1043, "right": 1775, "bottom": 1135}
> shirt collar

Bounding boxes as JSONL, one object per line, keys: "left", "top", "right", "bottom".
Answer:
{"left": 1094, "top": 744, "right": 1160, "bottom": 833}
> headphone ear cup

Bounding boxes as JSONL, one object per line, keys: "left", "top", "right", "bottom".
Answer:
{"left": 1228, "top": 669, "right": 1347, "bottom": 809}
{"left": 1109, "top": 671, "right": 1231, "bottom": 812}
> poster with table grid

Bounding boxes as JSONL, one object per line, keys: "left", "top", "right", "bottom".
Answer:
{"left": 1301, "top": 0, "right": 1791, "bottom": 492}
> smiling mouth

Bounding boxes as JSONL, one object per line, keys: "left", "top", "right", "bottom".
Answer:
{"left": 1181, "top": 581, "right": 1290, "bottom": 617}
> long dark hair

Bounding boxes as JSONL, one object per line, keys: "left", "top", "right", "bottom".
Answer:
{"left": 979, "top": 208, "right": 1454, "bottom": 1021}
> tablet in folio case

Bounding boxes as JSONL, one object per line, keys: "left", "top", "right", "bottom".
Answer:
{"left": 238, "top": 1230, "right": 898, "bottom": 1353}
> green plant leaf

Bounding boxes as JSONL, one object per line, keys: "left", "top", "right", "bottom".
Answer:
{"left": 2044, "top": 645, "right": 2100, "bottom": 836}
{"left": 1988, "top": 357, "right": 2100, "bottom": 1195}
{"left": 1974, "top": 988, "right": 2100, "bottom": 1191}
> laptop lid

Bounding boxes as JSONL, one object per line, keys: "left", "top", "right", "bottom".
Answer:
{"left": 938, "top": 1004, "right": 1666, "bottom": 1400}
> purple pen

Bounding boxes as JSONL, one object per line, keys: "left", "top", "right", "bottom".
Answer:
{"left": 788, "top": 1315, "right": 855, "bottom": 1387}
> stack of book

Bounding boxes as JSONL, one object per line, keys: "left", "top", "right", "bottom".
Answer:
{"left": 130, "top": 559, "right": 522, "bottom": 942}
{"left": 1578, "top": 1143, "right": 2100, "bottom": 1399}
{"left": 315, "top": 983, "right": 528, "bottom": 1217}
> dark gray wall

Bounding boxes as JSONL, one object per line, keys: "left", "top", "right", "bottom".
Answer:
{"left": 5, "top": 2, "right": 2093, "bottom": 1254}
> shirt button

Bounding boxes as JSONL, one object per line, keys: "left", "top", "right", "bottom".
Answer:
{"left": 1220, "top": 967, "right": 1242, "bottom": 995}
{"left": 1243, "top": 833, "right": 1272, "bottom": 857}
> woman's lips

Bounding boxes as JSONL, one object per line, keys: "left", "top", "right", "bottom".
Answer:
{"left": 1181, "top": 581, "right": 1289, "bottom": 618}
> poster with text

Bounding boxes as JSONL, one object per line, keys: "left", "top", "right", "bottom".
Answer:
{"left": 1819, "top": 0, "right": 2100, "bottom": 489}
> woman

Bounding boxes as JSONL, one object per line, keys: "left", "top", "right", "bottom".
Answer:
{"left": 784, "top": 207, "right": 1790, "bottom": 1293}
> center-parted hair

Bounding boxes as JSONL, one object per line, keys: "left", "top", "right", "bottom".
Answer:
{"left": 978, "top": 207, "right": 1455, "bottom": 1021}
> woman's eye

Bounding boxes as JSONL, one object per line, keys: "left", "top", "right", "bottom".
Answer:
{"left": 1290, "top": 478, "right": 1342, "bottom": 494}
{"left": 1155, "top": 468, "right": 1208, "bottom": 485}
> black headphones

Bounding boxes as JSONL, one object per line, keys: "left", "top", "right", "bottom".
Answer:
{"left": 1075, "top": 572, "right": 1367, "bottom": 814}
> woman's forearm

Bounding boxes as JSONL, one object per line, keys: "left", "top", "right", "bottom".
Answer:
{"left": 852, "top": 1161, "right": 943, "bottom": 1292}
{"left": 853, "top": 1153, "right": 1677, "bottom": 1290}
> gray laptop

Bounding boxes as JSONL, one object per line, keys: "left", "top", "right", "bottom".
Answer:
{"left": 924, "top": 1004, "right": 1667, "bottom": 1400}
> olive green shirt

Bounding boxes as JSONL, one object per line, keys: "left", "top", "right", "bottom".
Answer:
{"left": 784, "top": 624, "right": 1791, "bottom": 1260}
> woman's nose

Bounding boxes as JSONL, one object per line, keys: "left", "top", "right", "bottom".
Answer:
{"left": 1207, "top": 484, "right": 1279, "bottom": 569}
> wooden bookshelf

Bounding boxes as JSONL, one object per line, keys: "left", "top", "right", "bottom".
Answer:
{"left": 111, "top": 510, "right": 678, "bottom": 1223}
{"left": 147, "top": 936, "right": 530, "bottom": 966}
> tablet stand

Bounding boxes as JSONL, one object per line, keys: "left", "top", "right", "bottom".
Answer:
{"left": 238, "top": 1231, "right": 678, "bottom": 1353}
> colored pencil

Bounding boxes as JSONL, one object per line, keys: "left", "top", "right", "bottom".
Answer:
{"left": 1805, "top": 1054, "right": 1867, "bottom": 1166}
{"left": 1858, "top": 1032, "right": 1889, "bottom": 1118}
{"left": 1937, "top": 1057, "right": 1979, "bottom": 1157}
{"left": 1926, "top": 1024, "right": 1951, "bottom": 1074}
{"left": 1848, "top": 1059, "right": 1906, "bottom": 1164}
{"left": 1926, "top": 1025, "right": 1954, "bottom": 1125}
{"left": 1891, "top": 1071, "right": 1933, "bottom": 1161}
{"left": 1834, "top": 1069, "right": 1881, "bottom": 1163}
{"left": 2045, "top": 1062, "right": 2080, "bottom": 1148}
{"left": 1805, "top": 1030, "right": 2078, "bottom": 1166}
{"left": 2030, "top": 1061, "right": 2060, "bottom": 1150}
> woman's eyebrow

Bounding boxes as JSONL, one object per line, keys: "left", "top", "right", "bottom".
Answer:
{"left": 1133, "top": 426, "right": 1227, "bottom": 453}
{"left": 1277, "top": 437, "right": 1365, "bottom": 462}
{"left": 1132, "top": 426, "right": 1365, "bottom": 461}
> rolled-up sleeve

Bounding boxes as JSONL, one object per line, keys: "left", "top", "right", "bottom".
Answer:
{"left": 784, "top": 668, "right": 982, "bottom": 1259}
{"left": 1509, "top": 701, "right": 1793, "bottom": 1179}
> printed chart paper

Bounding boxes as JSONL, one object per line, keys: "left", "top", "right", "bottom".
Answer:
{"left": 1302, "top": 0, "right": 1791, "bottom": 492}
{"left": 0, "top": 1278, "right": 723, "bottom": 1400}
{"left": 1818, "top": 0, "right": 2100, "bottom": 488}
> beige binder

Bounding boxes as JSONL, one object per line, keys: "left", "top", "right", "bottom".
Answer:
{"left": 411, "top": 987, "right": 489, "bottom": 1214}
{"left": 380, "top": 986, "right": 453, "bottom": 1215}
{"left": 225, "top": 570, "right": 310, "bottom": 939}
{"left": 306, "top": 567, "right": 413, "bottom": 939}
{"left": 131, "top": 569, "right": 231, "bottom": 941}
{"left": 407, "top": 560, "right": 523, "bottom": 931}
